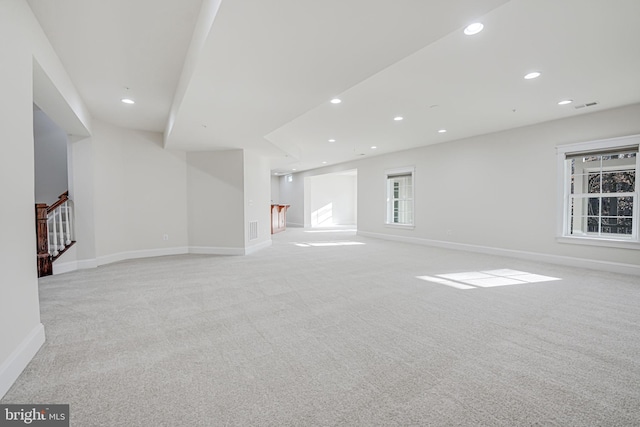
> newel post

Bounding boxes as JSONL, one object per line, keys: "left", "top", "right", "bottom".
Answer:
{"left": 36, "top": 203, "right": 52, "bottom": 277}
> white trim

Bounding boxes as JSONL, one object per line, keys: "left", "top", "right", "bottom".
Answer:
{"left": 51, "top": 243, "right": 269, "bottom": 275}
{"left": 385, "top": 166, "right": 416, "bottom": 177}
{"left": 556, "top": 236, "right": 640, "bottom": 250}
{"left": 188, "top": 246, "right": 245, "bottom": 256}
{"left": 556, "top": 147, "right": 567, "bottom": 237}
{"left": 287, "top": 222, "right": 304, "bottom": 228}
{"left": 385, "top": 166, "right": 415, "bottom": 227}
{"left": 97, "top": 247, "right": 189, "bottom": 266}
{"left": 556, "top": 133, "right": 640, "bottom": 156}
{"left": 557, "top": 134, "right": 640, "bottom": 243}
{"left": 53, "top": 260, "right": 78, "bottom": 275}
{"left": 357, "top": 230, "right": 640, "bottom": 276}
{"left": 52, "top": 258, "right": 98, "bottom": 275}
{"left": 76, "top": 258, "right": 98, "bottom": 270}
{"left": 385, "top": 223, "right": 415, "bottom": 230}
{"left": 244, "top": 239, "right": 272, "bottom": 255}
{"left": 0, "top": 323, "right": 45, "bottom": 399}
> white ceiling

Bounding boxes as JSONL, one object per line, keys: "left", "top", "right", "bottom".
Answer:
{"left": 27, "top": 0, "right": 204, "bottom": 132}
{"left": 27, "top": 0, "right": 640, "bottom": 174}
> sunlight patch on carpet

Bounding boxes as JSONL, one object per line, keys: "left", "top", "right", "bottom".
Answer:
{"left": 417, "top": 269, "right": 561, "bottom": 290}
{"left": 293, "top": 241, "right": 365, "bottom": 247}
{"left": 303, "top": 229, "right": 357, "bottom": 233}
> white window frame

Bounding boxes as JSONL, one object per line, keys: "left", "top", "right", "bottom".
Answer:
{"left": 556, "top": 134, "right": 640, "bottom": 250}
{"left": 385, "top": 166, "right": 415, "bottom": 228}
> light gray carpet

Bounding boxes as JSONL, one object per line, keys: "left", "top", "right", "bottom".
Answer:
{"left": 2, "top": 228, "right": 640, "bottom": 426}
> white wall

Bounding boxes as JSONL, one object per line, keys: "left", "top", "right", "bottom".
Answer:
{"left": 270, "top": 175, "right": 280, "bottom": 204}
{"left": 65, "top": 136, "right": 97, "bottom": 267}
{"left": 358, "top": 103, "right": 640, "bottom": 268}
{"left": 281, "top": 103, "right": 640, "bottom": 272}
{"left": 280, "top": 164, "right": 360, "bottom": 228}
{"left": 307, "top": 172, "right": 357, "bottom": 227}
{"left": 279, "top": 171, "right": 304, "bottom": 226}
{"left": 61, "top": 135, "right": 273, "bottom": 269}
{"left": 187, "top": 150, "right": 245, "bottom": 252}
{"left": 244, "top": 151, "right": 272, "bottom": 252}
{"left": 0, "top": 0, "right": 90, "bottom": 399}
{"left": 33, "top": 108, "right": 68, "bottom": 205}
{"left": 0, "top": 3, "right": 42, "bottom": 398}
{"left": 91, "top": 120, "right": 189, "bottom": 262}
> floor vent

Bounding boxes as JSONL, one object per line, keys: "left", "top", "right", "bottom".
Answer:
{"left": 249, "top": 221, "right": 258, "bottom": 240}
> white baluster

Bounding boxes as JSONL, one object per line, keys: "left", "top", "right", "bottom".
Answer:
{"left": 64, "top": 201, "right": 72, "bottom": 245}
{"left": 67, "top": 201, "right": 74, "bottom": 244}
{"left": 57, "top": 205, "right": 65, "bottom": 251}
{"left": 50, "top": 211, "right": 59, "bottom": 257}
{"left": 47, "top": 214, "right": 53, "bottom": 256}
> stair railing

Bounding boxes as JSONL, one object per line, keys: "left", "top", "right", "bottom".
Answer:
{"left": 36, "top": 191, "right": 75, "bottom": 277}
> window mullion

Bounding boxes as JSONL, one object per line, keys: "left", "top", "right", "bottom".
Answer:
{"left": 598, "top": 157, "right": 603, "bottom": 236}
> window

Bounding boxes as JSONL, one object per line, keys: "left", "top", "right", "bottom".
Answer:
{"left": 386, "top": 167, "right": 414, "bottom": 226}
{"left": 558, "top": 135, "right": 639, "bottom": 247}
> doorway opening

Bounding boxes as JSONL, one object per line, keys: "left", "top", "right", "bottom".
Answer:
{"left": 304, "top": 169, "right": 357, "bottom": 228}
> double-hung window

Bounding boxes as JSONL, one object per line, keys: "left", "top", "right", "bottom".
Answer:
{"left": 558, "top": 135, "right": 639, "bottom": 247}
{"left": 386, "top": 167, "right": 414, "bottom": 227}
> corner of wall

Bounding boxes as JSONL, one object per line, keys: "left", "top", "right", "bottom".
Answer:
{"left": 0, "top": 323, "right": 45, "bottom": 399}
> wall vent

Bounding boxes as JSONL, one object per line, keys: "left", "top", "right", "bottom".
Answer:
{"left": 249, "top": 221, "right": 258, "bottom": 240}
{"left": 574, "top": 101, "right": 599, "bottom": 110}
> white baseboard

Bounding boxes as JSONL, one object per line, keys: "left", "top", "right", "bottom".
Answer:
{"left": 53, "top": 247, "right": 189, "bottom": 275}
{"left": 52, "top": 258, "right": 98, "bottom": 275}
{"left": 53, "top": 261, "right": 78, "bottom": 275}
{"left": 51, "top": 243, "right": 274, "bottom": 275}
{"left": 287, "top": 222, "right": 304, "bottom": 228}
{"left": 188, "top": 246, "right": 245, "bottom": 256}
{"left": 357, "top": 230, "right": 640, "bottom": 276}
{"left": 245, "top": 239, "right": 272, "bottom": 255}
{"left": 77, "top": 258, "right": 98, "bottom": 270}
{"left": 96, "top": 247, "right": 189, "bottom": 266}
{"left": 0, "top": 323, "right": 45, "bottom": 399}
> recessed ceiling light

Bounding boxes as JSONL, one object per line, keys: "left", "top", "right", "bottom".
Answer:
{"left": 121, "top": 98, "right": 135, "bottom": 104}
{"left": 371, "top": 146, "right": 377, "bottom": 149}
{"left": 328, "top": 139, "right": 336, "bottom": 142}
{"left": 394, "top": 116, "right": 404, "bottom": 121}
{"left": 558, "top": 99, "right": 573, "bottom": 105}
{"left": 438, "top": 129, "right": 447, "bottom": 133}
{"left": 330, "top": 98, "right": 342, "bottom": 104}
{"left": 524, "top": 72, "right": 541, "bottom": 80}
{"left": 322, "top": 161, "right": 327, "bottom": 164}
{"left": 464, "top": 22, "right": 484, "bottom": 36}
{"left": 292, "top": 168, "right": 297, "bottom": 171}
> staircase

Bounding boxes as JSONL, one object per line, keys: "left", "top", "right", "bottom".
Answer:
{"left": 36, "top": 191, "right": 76, "bottom": 277}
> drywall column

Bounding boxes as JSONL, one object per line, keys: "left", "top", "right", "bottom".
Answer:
{"left": 243, "top": 151, "right": 272, "bottom": 252}
{"left": 91, "top": 120, "right": 189, "bottom": 263}
{"left": 0, "top": 1, "right": 42, "bottom": 398}
{"left": 279, "top": 172, "right": 305, "bottom": 227}
{"left": 66, "top": 136, "right": 97, "bottom": 268}
{"left": 187, "top": 150, "right": 245, "bottom": 254}
{"left": 270, "top": 175, "right": 281, "bottom": 205}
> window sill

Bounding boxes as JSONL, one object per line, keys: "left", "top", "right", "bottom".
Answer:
{"left": 557, "top": 236, "right": 640, "bottom": 250}
{"left": 385, "top": 223, "right": 415, "bottom": 230}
